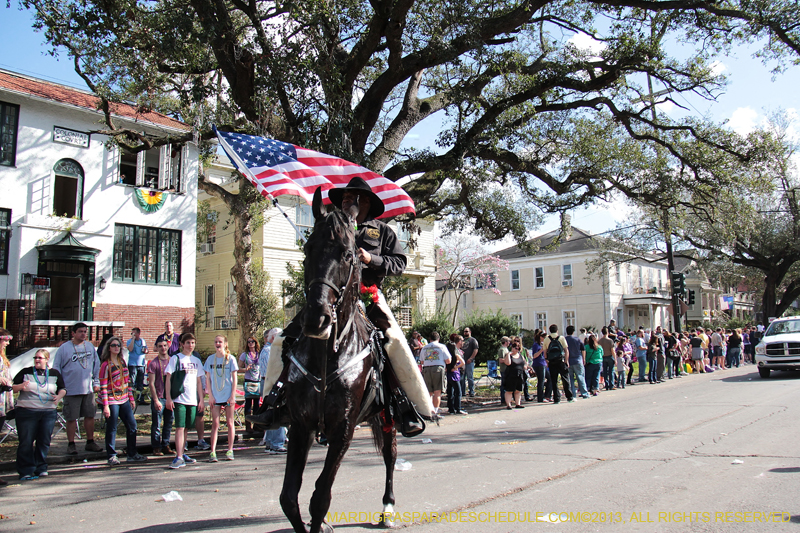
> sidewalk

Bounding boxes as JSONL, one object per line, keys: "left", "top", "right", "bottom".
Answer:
{"left": 0, "top": 403, "right": 268, "bottom": 475}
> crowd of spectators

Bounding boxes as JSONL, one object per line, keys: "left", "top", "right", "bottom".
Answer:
{"left": 2, "top": 322, "right": 289, "bottom": 481}
{"left": 486, "top": 322, "right": 761, "bottom": 406}
{"left": 414, "top": 321, "right": 763, "bottom": 415}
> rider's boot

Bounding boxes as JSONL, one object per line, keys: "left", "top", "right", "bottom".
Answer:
{"left": 246, "top": 378, "right": 286, "bottom": 429}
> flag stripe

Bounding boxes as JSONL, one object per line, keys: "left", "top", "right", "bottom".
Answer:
{"left": 214, "top": 127, "right": 415, "bottom": 219}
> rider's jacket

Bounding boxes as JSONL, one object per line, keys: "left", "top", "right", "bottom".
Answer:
{"left": 357, "top": 218, "right": 407, "bottom": 288}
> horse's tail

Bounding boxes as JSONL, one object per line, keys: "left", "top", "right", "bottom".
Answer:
{"left": 369, "top": 414, "right": 393, "bottom": 454}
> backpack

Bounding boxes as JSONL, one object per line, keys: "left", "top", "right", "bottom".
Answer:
{"left": 546, "top": 336, "right": 565, "bottom": 362}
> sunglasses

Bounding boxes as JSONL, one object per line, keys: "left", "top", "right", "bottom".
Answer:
{"left": 248, "top": 340, "right": 256, "bottom": 343}
{"left": 33, "top": 356, "right": 47, "bottom": 360}
{"left": 109, "top": 344, "right": 121, "bottom": 348}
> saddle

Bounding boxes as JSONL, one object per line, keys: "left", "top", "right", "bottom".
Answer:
{"left": 272, "top": 317, "right": 426, "bottom": 438}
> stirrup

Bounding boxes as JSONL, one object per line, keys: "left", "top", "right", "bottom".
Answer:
{"left": 246, "top": 409, "right": 281, "bottom": 430}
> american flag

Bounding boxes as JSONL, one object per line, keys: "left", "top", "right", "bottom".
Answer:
{"left": 214, "top": 127, "right": 415, "bottom": 218}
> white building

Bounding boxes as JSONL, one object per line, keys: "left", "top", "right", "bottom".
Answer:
{"left": 438, "top": 227, "right": 673, "bottom": 332}
{"left": 0, "top": 69, "right": 199, "bottom": 352}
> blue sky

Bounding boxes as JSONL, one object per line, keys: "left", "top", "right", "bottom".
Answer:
{"left": 2, "top": 5, "right": 798, "bottom": 243}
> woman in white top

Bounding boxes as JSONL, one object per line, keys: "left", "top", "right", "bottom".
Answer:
{"left": 204, "top": 335, "right": 239, "bottom": 462}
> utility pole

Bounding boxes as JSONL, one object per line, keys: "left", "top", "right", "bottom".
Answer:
{"left": 646, "top": 66, "right": 682, "bottom": 333}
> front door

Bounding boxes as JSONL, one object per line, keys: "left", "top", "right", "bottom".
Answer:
{"left": 37, "top": 260, "right": 95, "bottom": 321}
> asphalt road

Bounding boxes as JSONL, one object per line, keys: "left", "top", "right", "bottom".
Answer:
{"left": 1, "top": 365, "right": 798, "bottom": 533}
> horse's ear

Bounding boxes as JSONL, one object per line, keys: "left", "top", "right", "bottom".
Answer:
{"left": 312, "top": 187, "right": 325, "bottom": 220}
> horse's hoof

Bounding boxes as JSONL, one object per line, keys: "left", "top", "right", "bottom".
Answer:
{"left": 305, "top": 521, "right": 334, "bottom": 533}
{"left": 380, "top": 504, "right": 396, "bottom": 528}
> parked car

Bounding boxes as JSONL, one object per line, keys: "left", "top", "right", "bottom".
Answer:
{"left": 754, "top": 317, "right": 800, "bottom": 378}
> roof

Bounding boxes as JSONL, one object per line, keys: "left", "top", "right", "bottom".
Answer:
{"left": 672, "top": 254, "right": 693, "bottom": 273}
{"left": 0, "top": 69, "right": 189, "bottom": 131}
{"left": 495, "top": 226, "right": 598, "bottom": 259}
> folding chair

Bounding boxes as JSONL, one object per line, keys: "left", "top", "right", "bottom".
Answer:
{"left": 0, "top": 420, "right": 17, "bottom": 444}
{"left": 474, "top": 362, "right": 503, "bottom": 389}
{"left": 232, "top": 389, "right": 247, "bottom": 428}
{"left": 53, "top": 412, "right": 80, "bottom": 438}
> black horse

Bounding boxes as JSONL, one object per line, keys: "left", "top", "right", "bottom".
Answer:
{"left": 279, "top": 188, "right": 397, "bottom": 533}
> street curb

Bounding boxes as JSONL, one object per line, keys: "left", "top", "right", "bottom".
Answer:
{"left": 0, "top": 434, "right": 265, "bottom": 475}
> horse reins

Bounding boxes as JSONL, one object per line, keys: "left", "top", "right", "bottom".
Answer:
{"left": 306, "top": 247, "right": 357, "bottom": 352}
{"left": 296, "top": 244, "right": 366, "bottom": 391}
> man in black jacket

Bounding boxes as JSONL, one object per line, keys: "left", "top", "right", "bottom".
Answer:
{"left": 249, "top": 178, "right": 434, "bottom": 428}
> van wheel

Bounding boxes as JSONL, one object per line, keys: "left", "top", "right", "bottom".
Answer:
{"left": 758, "top": 367, "right": 771, "bottom": 379}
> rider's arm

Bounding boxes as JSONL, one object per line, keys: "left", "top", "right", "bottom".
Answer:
{"left": 366, "top": 222, "right": 407, "bottom": 276}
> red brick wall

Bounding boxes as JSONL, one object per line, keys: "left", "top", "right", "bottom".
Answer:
{"left": 93, "top": 303, "right": 195, "bottom": 347}
{"left": 1, "top": 299, "right": 31, "bottom": 353}
{"left": 1, "top": 300, "right": 194, "bottom": 355}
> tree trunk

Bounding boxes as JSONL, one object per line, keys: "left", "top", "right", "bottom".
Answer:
{"left": 761, "top": 272, "right": 779, "bottom": 325}
{"left": 231, "top": 202, "right": 257, "bottom": 353}
{"left": 197, "top": 174, "right": 263, "bottom": 353}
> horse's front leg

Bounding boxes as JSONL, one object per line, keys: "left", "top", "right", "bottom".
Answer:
{"left": 281, "top": 424, "right": 316, "bottom": 533}
{"left": 379, "top": 422, "right": 397, "bottom": 528}
{"left": 307, "top": 419, "right": 357, "bottom": 533}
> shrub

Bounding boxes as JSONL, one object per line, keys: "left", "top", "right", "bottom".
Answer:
{"left": 724, "top": 317, "right": 752, "bottom": 330}
{"left": 459, "top": 309, "right": 520, "bottom": 365}
{"left": 409, "top": 309, "right": 456, "bottom": 345}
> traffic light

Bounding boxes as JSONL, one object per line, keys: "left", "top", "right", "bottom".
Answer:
{"left": 671, "top": 271, "right": 686, "bottom": 297}
{"left": 688, "top": 289, "right": 696, "bottom": 305}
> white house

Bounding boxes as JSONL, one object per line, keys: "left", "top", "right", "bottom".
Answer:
{"left": 438, "top": 227, "right": 673, "bottom": 332}
{"left": 0, "top": 69, "right": 199, "bottom": 352}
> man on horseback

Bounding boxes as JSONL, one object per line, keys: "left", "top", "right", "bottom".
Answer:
{"left": 248, "top": 177, "right": 435, "bottom": 430}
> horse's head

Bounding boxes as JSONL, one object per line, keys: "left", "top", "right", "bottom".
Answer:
{"left": 302, "top": 187, "right": 360, "bottom": 339}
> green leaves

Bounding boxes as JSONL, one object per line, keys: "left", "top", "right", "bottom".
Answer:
{"left": 19, "top": 0, "right": 800, "bottom": 248}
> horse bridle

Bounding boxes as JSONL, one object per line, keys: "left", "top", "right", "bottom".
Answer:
{"left": 293, "top": 245, "right": 370, "bottom": 392}
{"left": 306, "top": 247, "right": 357, "bottom": 353}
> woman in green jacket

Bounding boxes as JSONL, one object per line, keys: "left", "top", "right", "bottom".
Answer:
{"left": 584, "top": 334, "right": 603, "bottom": 396}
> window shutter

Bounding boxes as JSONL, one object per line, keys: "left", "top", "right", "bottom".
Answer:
{"left": 159, "top": 144, "right": 170, "bottom": 190}
{"left": 108, "top": 144, "right": 120, "bottom": 183}
{"left": 181, "top": 144, "right": 191, "bottom": 193}
{"left": 135, "top": 150, "right": 146, "bottom": 186}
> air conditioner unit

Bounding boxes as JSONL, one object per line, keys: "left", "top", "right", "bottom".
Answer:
{"left": 199, "top": 242, "right": 215, "bottom": 254}
{"left": 562, "top": 280, "right": 573, "bottom": 287}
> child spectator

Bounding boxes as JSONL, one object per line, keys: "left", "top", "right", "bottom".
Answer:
{"left": 239, "top": 336, "right": 262, "bottom": 434}
{"left": 614, "top": 346, "right": 629, "bottom": 390}
{"left": 204, "top": 335, "right": 239, "bottom": 462}
{"left": 446, "top": 334, "right": 467, "bottom": 415}
{"left": 99, "top": 337, "right": 146, "bottom": 465}
{"left": 166, "top": 333, "right": 205, "bottom": 469}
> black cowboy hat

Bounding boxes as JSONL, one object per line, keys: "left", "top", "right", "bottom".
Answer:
{"left": 328, "top": 177, "right": 385, "bottom": 218}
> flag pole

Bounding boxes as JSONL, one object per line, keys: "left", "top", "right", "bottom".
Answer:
{"left": 214, "top": 127, "right": 308, "bottom": 244}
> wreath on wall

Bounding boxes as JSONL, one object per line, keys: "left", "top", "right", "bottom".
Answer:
{"left": 134, "top": 188, "right": 167, "bottom": 213}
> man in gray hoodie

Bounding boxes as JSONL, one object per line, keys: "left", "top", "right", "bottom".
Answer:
{"left": 52, "top": 322, "right": 102, "bottom": 454}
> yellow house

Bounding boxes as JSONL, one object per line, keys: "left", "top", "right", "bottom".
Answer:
{"left": 195, "top": 157, "right": 438, "bottom": 353}
{"left": 438, "top": 227, "right": 674, "bottom": 333}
